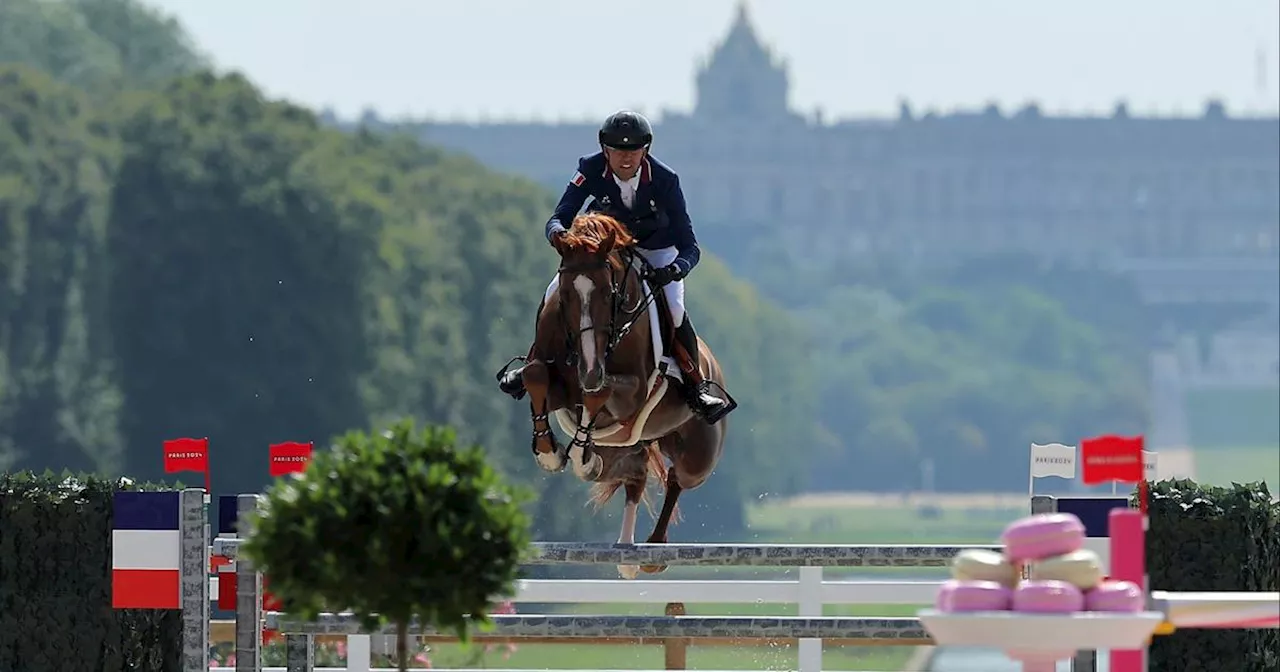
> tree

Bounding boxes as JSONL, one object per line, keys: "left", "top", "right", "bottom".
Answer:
{"left": 106, "top": 72, "right": 376, "bottom": 497}
{"left": 0, "top": 0, "right": 205, "bottom": 94}
{"left": 807, "top": 282, "right": 1147, "bottom": 491}
{"left": 240, "top": 419, "right": 532, "bottom": 672}
{"left": 0, "top": 65, "right": 123, "bottom": 474}
{"left": 66, "top": 0, "right": 207, "bottom": 87}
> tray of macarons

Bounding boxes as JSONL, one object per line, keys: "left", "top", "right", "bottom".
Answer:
{"left": 917, "top": 512, "right": 1165, "bottom": 660}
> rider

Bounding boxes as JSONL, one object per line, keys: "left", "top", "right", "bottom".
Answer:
{"left": 498, "top": 109, "right": 732, "bottom": 424}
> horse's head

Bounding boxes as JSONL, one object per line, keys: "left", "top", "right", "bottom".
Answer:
{"left": 553, "top": 213, "right": 639, "bottom": 394}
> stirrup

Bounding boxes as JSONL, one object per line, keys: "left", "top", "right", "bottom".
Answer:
{"left": 689, "top": 379, "right": 737, "bottom": 425}
{"left": 495, "top": 355, "right": 528, "bottom": 400}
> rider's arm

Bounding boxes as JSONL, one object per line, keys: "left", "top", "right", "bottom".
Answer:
{"left": 546, "top": 162, "right": 591, "bottom": 243}
{"left": 664, "top": 175, "right": 701, "bottom": 276}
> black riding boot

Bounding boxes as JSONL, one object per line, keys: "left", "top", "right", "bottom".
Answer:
{"left": 673, "top": 316, "right": 732, "bottom": 423}
{"left": 498, "top": 296, "right": 546, "bottom": 399}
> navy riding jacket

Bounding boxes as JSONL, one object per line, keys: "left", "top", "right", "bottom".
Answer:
{"left": 545, "top": 152, "right": 701, "bottom": 276}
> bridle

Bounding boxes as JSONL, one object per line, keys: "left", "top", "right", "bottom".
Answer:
{"left": 551, "top": 246, "right": 659, "bottom": 469}
{"left": 555, "top": 247, "right": 654, "bottom": 371}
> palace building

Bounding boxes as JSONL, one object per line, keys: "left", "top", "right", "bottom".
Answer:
{"left": 361, "top": 4, "right": 1280, "bottom": 310}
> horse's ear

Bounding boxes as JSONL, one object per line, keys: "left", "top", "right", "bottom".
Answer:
{"left": 596, "top": 230, "right": 617, "bottom": 259}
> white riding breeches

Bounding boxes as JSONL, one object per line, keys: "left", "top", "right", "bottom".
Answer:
{"left": 544, "top": 246, "right": 686, "bottom": 325}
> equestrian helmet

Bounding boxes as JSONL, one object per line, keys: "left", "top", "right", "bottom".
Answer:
{"left": 598, "top": 110, "right": 653, "bottom": 150}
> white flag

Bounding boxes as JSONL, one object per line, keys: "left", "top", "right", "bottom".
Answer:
{"left": 1143, "top": 450, "right": 1159, "bottom": 481}
{"left": 1030, "top": 442, "right": 1077, "bottom": 479}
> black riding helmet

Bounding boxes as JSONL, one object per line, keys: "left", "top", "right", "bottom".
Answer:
{"left": 598, "top": 110, "right": 653, "bottom": 151}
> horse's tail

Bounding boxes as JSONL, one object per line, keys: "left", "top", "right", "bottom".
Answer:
{"left": 588, "top": 442, "right": 670, "bottom": 519}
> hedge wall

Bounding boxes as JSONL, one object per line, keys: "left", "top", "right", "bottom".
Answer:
{"left": 1143, "top": 478, "right": 1280, "bottom": 672}
{"left": 0, "top": 471, "right": 183, "bottom": 672}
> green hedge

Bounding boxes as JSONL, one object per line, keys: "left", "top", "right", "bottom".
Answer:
{"left": 0, "top": 471, "right": 183, "bottom": 672}
{"left": 1143, "top": 479, "right": 1280, "bottom": 672}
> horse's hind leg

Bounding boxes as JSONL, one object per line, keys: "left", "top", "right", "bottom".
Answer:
{"left": 617, "top": 479, "right": 645, "bottom": 579}
{"left": 641, "top": 420, "right": 725, "bottom": 574}
{"left": 640, "top": 468, "right": 682, "bottom": 575}
{"left": 523, "top": 360, "right": 566, "bottom": 472}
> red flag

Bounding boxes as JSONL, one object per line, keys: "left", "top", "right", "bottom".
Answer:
{"left": 258, "top": 573, "right": 283, "bottom": 645}
{"left": 1081, "top": 435, "right": 1144, "bottom": 486}
{"left": 216, "top": 563, "right": 236, "bottom": 611}
{"left": 163, "top": 437, "right": 209, "bottom": 491}
{"left": 268, "top": 441, "right": 313, "bottom": 477}
{"left": 163, "top": 437, "right": 208, "bottom": 473}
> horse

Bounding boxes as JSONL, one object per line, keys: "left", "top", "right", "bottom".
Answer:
{"left": 518, "top": 212, "right": 729, "bottom": 579}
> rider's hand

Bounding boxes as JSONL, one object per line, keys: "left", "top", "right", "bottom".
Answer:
{"left": 550, "top": 229, "right": 570, "bottom": 253}
{"left": 646, "top": 264, "right": 684, "bottom": 287}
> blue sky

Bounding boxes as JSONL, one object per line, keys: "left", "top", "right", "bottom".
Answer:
{"left": 147, "top": 0, "right": 1280, "bottom": 122}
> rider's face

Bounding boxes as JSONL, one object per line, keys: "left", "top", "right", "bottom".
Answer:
{"left": 603, "top": 146, "right": 646, "bottom": 180}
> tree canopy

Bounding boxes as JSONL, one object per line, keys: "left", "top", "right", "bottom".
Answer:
{"left": 1, "top": 56, "right": 821, "bottom": 537}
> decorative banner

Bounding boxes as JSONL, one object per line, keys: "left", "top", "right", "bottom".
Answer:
{"left": 216, "top": 562, "right": 236, "bottom": 611}
{"left": 261, "top": 441, "right": 312, "bottom": 627}
{"left": 1081, "top": 435, "right": 1144, "bottom": 486}
{"left": 111, "top": 491, "right": 181, "bottom": 609}
{"left": 1030, "top": 442, "right": 1077, "bottom": 479}
{"left": 268, "top": 441, "right": 313, "bottom": 477}
{"left": 1143, "top": 450, "right": 1159, "bottom": 481}
{"left": 162, "top": 437, "right": 210, "bottom": 492}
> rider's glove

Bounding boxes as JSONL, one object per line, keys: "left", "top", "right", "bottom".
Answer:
{"left": 646, "top": 263, "right": 684, "bottom": 287}
{"left": 549, "top": 228, "right": 569, "bottom": 253}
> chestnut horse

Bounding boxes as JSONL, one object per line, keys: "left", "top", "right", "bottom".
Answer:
{"left": 519, "top": 213, "right": 728, "bottom": 579}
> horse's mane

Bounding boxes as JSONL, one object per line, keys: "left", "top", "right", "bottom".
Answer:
{"left": 560, "top": 213, "right": 637, "bottom": 255}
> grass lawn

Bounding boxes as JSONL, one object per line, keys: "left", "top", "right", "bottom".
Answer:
{"left": 1190, "top": 445, "right": 1280, "bottom": 495}
{"left": 417, "top": 603, "right": 926, "bottom": 669}
{"left": 423, "top": 641, "right": 914, "bottom": 671}
{"left": 745, "top": 500, "right": 1019, "bottom": 544}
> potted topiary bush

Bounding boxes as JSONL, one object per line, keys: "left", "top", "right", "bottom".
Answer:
{"left": 240, "top": 418, "right": 532, "bottom": 671}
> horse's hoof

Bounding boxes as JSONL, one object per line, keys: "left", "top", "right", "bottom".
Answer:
{"left": 617, "top": 565, "right": 640, "bottom": 580}
{"left": 534, "top": 450, "right": 566, "bottom": 473}
{"left": 640, "top": 564, "right": 668, "bottom": 574}
{"left": 573, "top": 452, "right": 603, "bottom": 481}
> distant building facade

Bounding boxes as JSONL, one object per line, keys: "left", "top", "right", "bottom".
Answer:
{"left": 373, "top": 4, "right": 1280, "bottom": 310}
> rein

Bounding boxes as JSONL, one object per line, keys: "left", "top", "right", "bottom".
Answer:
{"left": 555, "top": 247, "right": 655, "bottom": 370}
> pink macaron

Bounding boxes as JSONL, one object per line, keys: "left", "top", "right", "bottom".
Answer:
{"left": 1013, "top": 579, "right": 1085, "bottom": 613}
{"left": 1000, "top": 513, "right": 1085, "bottom": 562}
{"left": 934, "top": 580, "right": 958, "bottom": 610}
{"left": 1085, "top": 580, "right": 1145, "bottom": 612}
{"left": 937, "top": 579, "right": 1014, "bottom": 612}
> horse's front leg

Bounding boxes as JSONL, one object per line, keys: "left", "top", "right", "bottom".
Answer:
{"left": 524, "top": 360, "right": 567, "bottom": 472}
{"left": 616, "top": 479, "right": 645, "bottom": 579}
{"left": 569, "top": 389, "right": 611, "bottom": 481}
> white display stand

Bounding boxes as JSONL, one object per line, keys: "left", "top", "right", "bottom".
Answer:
{"left": 918, "top": 610, "right": 1163, "bottom": 651}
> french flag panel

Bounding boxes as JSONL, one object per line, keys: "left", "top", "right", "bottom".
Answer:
{"left": 112, "top": 491, "right": 181, "bottom": 609}
{"left": 218, "top": 495, "right": 238, "bottom": 535}
{"left": 1057, "top": 496, "right": 1130, "bottom": 569}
